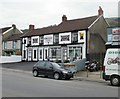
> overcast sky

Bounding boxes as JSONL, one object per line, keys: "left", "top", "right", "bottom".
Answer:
{"left": 0, "top": 0, "right": 119, "bottom": 29}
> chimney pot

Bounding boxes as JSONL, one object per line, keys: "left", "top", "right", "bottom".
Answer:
{"left": 12, "top": 24, "right": 16, "bottom": 29}
{"left": 98, "top": 6, "right": 103, "bottom": 16}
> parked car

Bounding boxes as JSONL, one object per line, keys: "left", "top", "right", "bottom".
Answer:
{"left": 32, "top": 61, "right": 74, "bottom": 80}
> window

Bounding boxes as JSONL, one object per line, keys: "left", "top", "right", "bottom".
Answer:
{"left": 50, "top": 47, "right": 61, "bottom": 59}
{"left": 68, "top": 46, "right": 82, "bottom": 60}
{"left": 40, "top": 36, "right": 44, "bottom": 44}
{"left": 54, "top": 34, "right": 59, "bottom": 44}
{"left": 24, "top": 39, "right": 26, "bottom": 44}
{"left": 13, "top": 41, "right": 17, "bottom": 49}
{"left": 28, "top": 38, "right": 31, "bottom": 45}
{"left": 72, "top": 32, "right": 78, "bottom": 42}
{"left": 33, "top": 38, "right": 38, "bottom": 43}
{"left": 45, "top": 62, "right": 53, "bottom": 69}
{"left": 35, "top": 61, "right": 45, "bottom": 68}
{"left": 4, "top": 42, "right": 7, "bottom": 49}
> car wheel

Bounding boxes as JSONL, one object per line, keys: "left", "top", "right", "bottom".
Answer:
{"left": 33, "top": 70, "right": 38, "bottom": 77}
{"left": 54, "top": 73, "right": 60, "bottom": 80}
{"left": 110, "top": 76, "right": 120, "bottom": 86}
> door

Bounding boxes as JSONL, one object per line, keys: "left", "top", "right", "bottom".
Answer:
{"left": 33, "top": 48, "right": 38, "bottom": 61}
{"left": 45, "top": 62, "right": 54, "bottom": 77}
{"left": 44, "top": 47, "right": 49, "bottom": 60}
{"left": 37, "top": 61, "right": 46, "bottom": 75}
{"left": 39, "top": 48, "right": 43, "bottom": 60}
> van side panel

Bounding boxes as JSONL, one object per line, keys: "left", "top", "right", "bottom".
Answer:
{"left": 103, "top": 48, "right": 120, "bottom": 80}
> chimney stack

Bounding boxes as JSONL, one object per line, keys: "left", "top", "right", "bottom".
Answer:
{"left": 98, "top": 6, "right": 103, "bottom": 16}
{"left": 12, "top": 24, "right": 16, "bottom": 29}
{"left": 29, "top": 24, "right": 34, "bottom": 31}
{"left": 62, "top": 15, "right": 67, "bottom": 22}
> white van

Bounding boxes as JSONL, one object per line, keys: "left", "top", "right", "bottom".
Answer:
{"left": 103, "top": 48, "right": 120, "bottom": 86}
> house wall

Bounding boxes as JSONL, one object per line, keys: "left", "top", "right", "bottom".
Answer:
{"left": 16, "top": 40, "right": 21, "bottom": 49}
{"left": 2, "top": 26, "right": 22, "bottom": 56}
{"left": 88, "top": 16, "right": 109, "bottom": 64}
{"left": 2, "top": 40, "right": 22, "bottom": 56}
{"left": 22, "top": 31, "right": 87, "bottom": 62}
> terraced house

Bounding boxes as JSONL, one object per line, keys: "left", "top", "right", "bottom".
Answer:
{"left": 2, "top": 24, "right": 23, "bottom": 56}
{"left": 21, "top": 7, "right": 109, "bottom": 64}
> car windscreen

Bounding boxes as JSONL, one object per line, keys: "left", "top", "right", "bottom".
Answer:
{"left": 51, "top": 62, "right": 61, "bottom": 69}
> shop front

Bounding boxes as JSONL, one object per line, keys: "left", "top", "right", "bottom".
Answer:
{"left": 25, "top": 30, "right": 87, "bottom": 62}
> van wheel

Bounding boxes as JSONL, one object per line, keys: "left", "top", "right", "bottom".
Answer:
{"left": 54, "top": 73, "right": 60, "bottom": 80}
{"left": 33, "top": 70, "right": 38, "bottom": 77}
{"left": 110, "top": 76, "right": 120, "bottom": 86}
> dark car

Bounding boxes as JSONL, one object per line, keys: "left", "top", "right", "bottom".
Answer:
{"left": 32, "top": 61, "right": 74, "bottom": 80}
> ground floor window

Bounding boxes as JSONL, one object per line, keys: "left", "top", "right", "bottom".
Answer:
{"left": 68, "top": 45, "right": 82, "bottom": 60}
{"left": 50, "top": 47, "right": 61, "bottom": 59}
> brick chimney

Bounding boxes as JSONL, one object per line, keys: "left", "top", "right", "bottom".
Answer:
{"left": 29, "top": 24, "right": 34, "bottom": 31}
{"left": 62, "top": 15, "right": 67, "bottom": 22}
{"left": 12, "top": 24, "right": 16, "bottom": 29}
{"left": 98, "top": 6, "right": 103, "bottom": 16}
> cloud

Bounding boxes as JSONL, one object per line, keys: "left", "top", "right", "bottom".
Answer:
{"left": 0, "top": 0, "right": 119, "bottom": 29}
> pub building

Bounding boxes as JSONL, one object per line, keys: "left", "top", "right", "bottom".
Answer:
{"left": 21, "top": 7, "right": 109, "bottom": 63}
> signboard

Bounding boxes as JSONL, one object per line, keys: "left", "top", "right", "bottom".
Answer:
{"left": 112, "top": 35, "right": 120, "bottom": 41}
{"left": 59, "top": 32, "right": 71, "bottom": 44}
{"left": 112, "top": 28, "right": 120, "bottom": 42}
{"left": 78, "top": 30, "right": 86, "bottom": 43}
{"left": 112, "top": 28, "right": 120, "bottom": 35}
{"left": 44, "top": 34, "right": 53, "bottom": 45}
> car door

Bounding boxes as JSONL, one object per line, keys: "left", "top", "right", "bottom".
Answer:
{"left": 37, "top": 61, "right": 46, "bottom": 75}
{"left": 45, "top": 62, "right": 54, "bottom": 77}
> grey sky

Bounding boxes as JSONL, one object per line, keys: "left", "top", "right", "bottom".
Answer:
{"left": 0, "top": 0, "right": 119, "bottom": 29}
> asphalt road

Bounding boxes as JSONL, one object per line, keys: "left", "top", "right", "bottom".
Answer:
{"left": 2, "top": 69, "right": 119, "bottom": 97}
{"left": 2, "top": 62, "right": 36, "bottom": 71}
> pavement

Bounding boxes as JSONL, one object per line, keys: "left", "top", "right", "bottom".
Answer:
{"left": 1, "top": 62, "right": 106, "bottom": 83}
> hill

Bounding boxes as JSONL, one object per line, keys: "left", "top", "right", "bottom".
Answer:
{"left": 105, "top": 17, "right": 120, "bottom": 27}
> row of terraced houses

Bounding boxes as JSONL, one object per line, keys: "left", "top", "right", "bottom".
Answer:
{"left": 1, "top": 6, "right": 115, "bottom": 64}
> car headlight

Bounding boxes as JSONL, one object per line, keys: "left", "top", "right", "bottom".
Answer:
{"left": 62, "top": 70, "right": 68, "bottom": 74}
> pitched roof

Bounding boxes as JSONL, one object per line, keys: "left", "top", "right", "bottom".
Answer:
{"left": 21, "top": 15, "right": 99, "bottom": 37}
{"left": 3, "top": 34, "right": 22, "bottom": 41}
{"left": 2, "top": 27, "right": 11, "bottom": 33}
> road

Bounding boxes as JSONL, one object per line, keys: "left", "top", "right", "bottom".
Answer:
{"left": 2, "top": 69, "right": 119, "bottom": 97}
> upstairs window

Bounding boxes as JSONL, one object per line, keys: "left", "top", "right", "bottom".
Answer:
{"left": 40, "top": 36, "right": 44, "bottom": 44}
{"left": 28, "top": 38, "right": 31, "bottom": 45}
{"left": 54, "top": 34, "right": 59, "bottom": 44}
{"left": 33, "top": 38, "right": 38, "bottom": 43}
{"left": 24, "top": 39, "right": 26, "bottom": 44}
{"left": 72, "top": 32, "right": 78, "bottom": 42}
